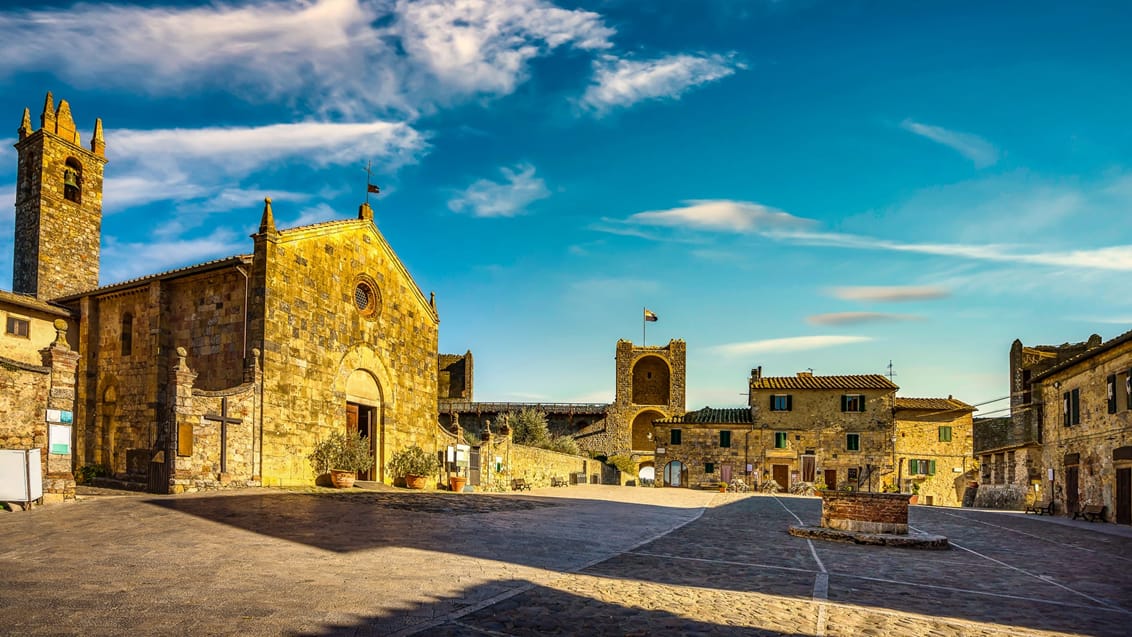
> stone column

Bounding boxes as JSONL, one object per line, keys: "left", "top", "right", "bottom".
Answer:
{"left": 41, "top": 319, "right": 79, "bottom": 502}
{"left": 167, "top": 347, "right": 198, "bottom": 494}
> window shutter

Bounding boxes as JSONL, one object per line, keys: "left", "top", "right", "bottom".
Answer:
{"left": 770, "top": 395, "right": 776, "bottom": 409}
{"left": 929, "top": 460, "right": 936, "bottom": 475}
{"left": 908, "top": 458, "right": 916, "bottom": 474}
{"left": 841, "top": 395, "right": 848, "bottom": 412}
{"left": 1063, "top": 392, "right": 1070, "bottom": 425}
{"left": 786, "top": 395, "right": 793, "bottom": 411}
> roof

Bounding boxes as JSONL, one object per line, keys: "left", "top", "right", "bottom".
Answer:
{"left": 0, "top": 289, "right": 73, "bottom": 317}
{"left": 54, "top": 255, "right": 252, "bottom": 301}
{"left": 1032, "top": 327, "right": 1132, "bottom": 382}
{"left": 655, "top": 406, "right": 752, "bottom": 425}
{"left": 439, "top": 401, "right": 610, "bottom": 416}
{"left": 751, "top": 373, "right": 898, "bottom": 391}
{"left": 895, "top": 397, "right": 975, "bottom": 412}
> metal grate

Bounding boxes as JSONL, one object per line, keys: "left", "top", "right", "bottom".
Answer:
{"left": 354, "top": 284, "right": 370, "bottom": 310}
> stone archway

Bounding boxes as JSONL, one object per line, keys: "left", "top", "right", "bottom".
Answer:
{"left": 638, "top": 461, "right": 655, "bottom": 484}
{"left": 335, "top": 346, "right": 395, "bottom": 482}
{"left": 631, "top": 355, "right": 670, "bottom": 405}
{"left": 345, "top": 369, "right": 382, "bottom": 481}
{"left": 99, "top": 384, "right": 118, "bottom": 470}
{"left": 663, "top": 460, "right": 686, "bottom": 487}
{"left": 631, "top": 409, "right": 665, "bottom": 451}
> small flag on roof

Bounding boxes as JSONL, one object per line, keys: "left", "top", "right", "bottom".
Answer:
{"left": 367, "top": 183, "right": 380, "bottom": 194}
{"left": 644, "top": 309, "right": 658, "bottom": 322}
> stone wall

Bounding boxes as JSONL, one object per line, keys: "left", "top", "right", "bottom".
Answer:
{"left": 477, "top": 430, "right": 591, "bottom": 490}
{"left": 653, "top": 424, "right": 752, "bottom": 487}
{"left": 820, "top": 491, "right": 910, "bottom": 534}
{"left": 252, "top": 209, "right": 440, "bottom": 486}
{"left": 974, "top": 445, "right": 1041, "bottom": 509}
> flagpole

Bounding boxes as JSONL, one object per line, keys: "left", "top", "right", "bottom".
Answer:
{"left": 642, "top": 307, "right": 646, "bottom": 346}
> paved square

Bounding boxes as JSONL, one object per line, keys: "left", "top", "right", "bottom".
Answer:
{"left": 2, "top": 487, "right": 1129, "bottom": 636}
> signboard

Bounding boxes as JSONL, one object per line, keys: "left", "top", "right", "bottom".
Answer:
{"left": 656, "top": 447, "right": 666, "bottom": 455}
{"left": 48, "top": 424, "right": 71, "bottom": 455}
{"left": 45, "top": 409, "right": 73, "bottom": 424}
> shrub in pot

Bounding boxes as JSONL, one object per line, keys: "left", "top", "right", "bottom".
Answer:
{"left": 387, "top": 445, "right": 440, "bottom": 489}
{"left": 308, "top": 431, "right": 374, "bottom": 488}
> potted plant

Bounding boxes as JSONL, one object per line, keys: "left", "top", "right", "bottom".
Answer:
{"left": 308, "top": 431, "right": 374, "bottom": 488}
{"left": 909, "top": 481, "right": 920, "bottom": 505}
{"left": 387, "top": 445, "right": 440, "bottom": 489}
{"left": 449, "top": 467, "right": 467, "bottom": 493}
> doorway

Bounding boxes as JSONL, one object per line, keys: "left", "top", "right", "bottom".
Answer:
{"left": 772, "top": 464, "right": 789, "bottom": 490}
{"left": 824, "top": 469, "right": 837, "bottom": 490}
{"left": 1117, "top": 467, "right": 1131, "bottom": 525}
{"left": 1066, "top": 464, "right": 1079, "bottom": 515}
{"left": 663, "top": 460, "right": 686, "bottom": 487}
{"left": 346, "top": 402, "right": 377, "bottom": 481}
{"left": 720, "top": 464, "right": 732, "bottom": 484}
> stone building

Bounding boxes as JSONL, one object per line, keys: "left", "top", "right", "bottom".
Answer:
{"left": 1031, "top": 329, "right": 1132, "bottom": 523}
{"left": 893, "top": 397, "right": 977, "bottom": 507}
{"left": 973, "top": 335, "right": 1100, "bottom": 509}
{"left": 438, "top": 339, "right": 686, "bottom": 484}
{"left": 652, "top": 407, "right": 753, "bottom": 488}
{"left": 747, "top": 369, "right": 898, "bottom": 492}
{"left": 2, "top": 92, "right": 442, "bottom": 495}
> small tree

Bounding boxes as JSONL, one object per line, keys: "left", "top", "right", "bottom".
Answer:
{"left": 308, "top": 431, "right": 374, "bottom": 474}
{"left": 387, "top": 445, "right": 440, "bottom": 478}
{"left": 509, "top": 408, "right": 550, "bottom": 446}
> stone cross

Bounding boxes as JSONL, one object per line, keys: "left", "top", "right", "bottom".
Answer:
{"left": 203, "top": 397, "right": 241, "bottom": 474}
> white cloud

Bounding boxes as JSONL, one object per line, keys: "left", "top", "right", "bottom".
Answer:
{"left": 581, "top": 52, "right": 743, "bottom": 114}
{"left": 0, "top": 0, "right": 616, "bottom": 116}
{"left": 100, "top": 228, "right": 247, "bottom": 284}
{"left": 284, "top": 203, "right": 347, "bottom": 228}
{"left": 829, "top": 286, "right": 950, "bottom": 302}
{"left": 100, "top": 120, "right": 425, "bottom": 212}
{"left": 711, "top": 335, "right": 873, "bottom": 357}
{"left": 622, "top": 199, "right": 815, "bottom": 234}
{"left": 447, "top": 163, "right": 550, "bottom": 217}
{"left": 900, "top": 120, "right": 999, "bottom": 168}
{"left": 806, "top": 312, "right": 924, "bottom": 326}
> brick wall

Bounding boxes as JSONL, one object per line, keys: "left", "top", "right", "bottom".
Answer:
{"left": 820, "top": 490, "right": 910, "bottom": 534}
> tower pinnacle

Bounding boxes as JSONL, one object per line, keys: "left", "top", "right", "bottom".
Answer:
{"left": 18, "top": 107, "right": 32, "bottom": 140}
{"left": 259, "top": 197, "right": 276, "bottom": 234}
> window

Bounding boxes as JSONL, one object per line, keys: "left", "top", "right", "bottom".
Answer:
{"left": 846, "top": 433, "right": 860, "bottom": 451}
{"left": 670, "top": 429, "right": 682, "bottom": 445}
{"left": 847, "top": 467, "right": 859, "bottom": 482}
{"left": 993, "top": 454, "right": 1004, "bottom": 484}
{"left": 908, "top": 459, "right": 936, "bottom": 475}
{"left": 770, "top": 394, "right": 792, "bottom": 411}
{"left": 774, "top": 431, "right": 787, "bottom": 449}
{"left": 1006, "top": 451, "right": 1016, "bottom": 484}
{"left": 938, "top": 426, "right": 952, "bottom": 442}
{"left": 5, "top": 316, "right": 30, "bottom": 338}
{"left": 1063, "top": 388, "right": 1080, "bottom": 426}
{"left": 352, "top": 275, "right": 382, "bottom": 320}
{"left": 719, "top": 430, "right": 731, "bottom": 448}
{"left": 1108, "top": 374, "right": 1118, "bottom": 414}
{"left": 63, "top": 158, "right": 82, "bottom": 204}
{"left": 841, "top": 394, "right": 865, "bottom": 412}
{"left": 980, "top": 457, "right": 991, "bottom": 482}
{"left": 120, "top": 313, "right": 133, "bottom": 357}
{"left": 705, "top": 462, "right": 715, "bottom": 474}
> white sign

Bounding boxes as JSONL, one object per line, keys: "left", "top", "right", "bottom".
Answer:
{"left": 1047, "top": 468, "right": 1054, "bottom": 481}
{"left": 45, "top": 409, "right": 61, "bottom": 423}
{"left": 656, "top": 447, "right": 666, "bottom": 455}
{"left": 49, "top": 424, "right": 71, "bottom": 455}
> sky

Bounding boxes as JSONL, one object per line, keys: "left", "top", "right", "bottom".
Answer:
{"left": 1, "top": 0, "right": 1130, "bottom": 415}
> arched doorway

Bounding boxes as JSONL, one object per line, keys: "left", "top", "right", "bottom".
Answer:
{"left": 631, "top": 409, "right": 665, "bottom": 450}
{"left": 638, "top": 461, "right": 655, "bottom": 485}
{"left": 663, "top": 460, "right": 686, "bottom": 487}
{"left": 345, "top": 369, "right": 382, "bottom": 481}
{"left": 632, "top": 356, "right": 670, "bottom": 405}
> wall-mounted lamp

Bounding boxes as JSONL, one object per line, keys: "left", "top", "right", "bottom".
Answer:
{"left": 1053, "top": 381, "right": 1061, "bottom": 389}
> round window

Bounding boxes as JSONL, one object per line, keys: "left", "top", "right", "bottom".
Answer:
{"left": 352, "top": 276, "right": 381, "bottom": 319}
{"left": 354, "top": 283, "right": 372, "bottom": 311}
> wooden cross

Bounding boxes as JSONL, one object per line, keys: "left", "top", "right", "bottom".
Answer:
{"left": 203, "top": 397, "right": 242, "bottom": 474}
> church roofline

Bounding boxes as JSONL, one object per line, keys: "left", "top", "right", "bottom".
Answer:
{"left": 0, "top": 289, "right": 74, "bottom": 317}
{"left": 53, "top": 255, "right": 253, "bottom": 302}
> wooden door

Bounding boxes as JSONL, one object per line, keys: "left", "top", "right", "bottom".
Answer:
{"left": 1117, "top": 468, "right": 1131, "bottom": 525}
{"left": 721, "top": 464, "right": 732, "bottom": 484}
{"left": 772, "top": 464, "right": 789, "bottom": 490}
{"left": 1066, "top": 465, "right": 1079, "bottom": 515}
{"left": 824, "top": 469, "right": 837, "bottom": 490}
{"left": 801, "top": 455, "right": 816, "bottom": 482}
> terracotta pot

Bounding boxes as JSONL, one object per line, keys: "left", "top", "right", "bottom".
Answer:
{"left": 449, "top": 476, "right": 467, "bottom": 492}
{"left": 330, "top": 470, "right": 356, "bottom": 489}
{"left": 908, "top": 495, "right": 919, "bottom": 505}
{"left": 404, "top": 474, "right": 427, "bottom": 490}
{"left": 718, "top": 484, "right": 727, "bottom": 492}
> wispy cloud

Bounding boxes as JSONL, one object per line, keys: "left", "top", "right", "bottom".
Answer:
{"left": 101, "top": 228, "right": 247, "bottom": 284}
{"left": 828, "top": 286, "right": 950, "bottom": 303}
{"left": 900, "top": 120, "right": 999, "bottom": 168}
{"left": 711, "top": 335, "right": 873, "bottom": 357}
{"left": 0, "top": 0, "right": 615, "bottom": 116}
{"left": 581, "top": 53, "right": 743, "bottom": 114}
{"left": 618, "top": 199, "right": 815, "bottom": 234}
{"left": 806, "top": 312, "right": 924, "bottom": 326}
{"left": 448, "top": 163, "right": 550, "bottom": 217}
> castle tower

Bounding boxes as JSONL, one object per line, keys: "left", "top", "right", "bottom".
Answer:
{"left": 613, "top": 339, "right": 687, "bottom": 452}
{"left": 12, "top": 91, "right": 107, "bottom": 299}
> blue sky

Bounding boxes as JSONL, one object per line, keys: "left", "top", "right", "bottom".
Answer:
{"left": 1, "top": 1, "right": 1130, "bottom": 414}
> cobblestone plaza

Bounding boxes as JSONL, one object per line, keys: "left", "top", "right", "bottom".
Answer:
{"left": 2, "top": 486, "right": 1129, "bottom": 636}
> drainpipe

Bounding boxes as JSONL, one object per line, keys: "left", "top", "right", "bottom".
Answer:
{"left": 235, "top": 265, "right": 249, "bottom": 360}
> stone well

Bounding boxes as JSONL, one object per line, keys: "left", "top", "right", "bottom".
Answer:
{"left": 788, "top": 490, "right": 949, "bottom": 549}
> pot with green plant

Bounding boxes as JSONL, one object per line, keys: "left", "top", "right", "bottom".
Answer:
{"left": 308, "top": 431, "right": 375, "bottom": 488}
{"left": 387, "top": 445, "right": 440, "bottom": 489}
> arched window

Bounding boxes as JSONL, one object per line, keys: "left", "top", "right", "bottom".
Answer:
{"left": 121, "top": 313, "right": 133, "bottom": 356}
{"left": 63, "top": 157, "right": 82, "bottom": 204}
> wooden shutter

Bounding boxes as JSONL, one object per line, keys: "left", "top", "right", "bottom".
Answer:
{"left": 786, "top": 395, "right": 793, "bottom": 411}
{"left": 909, "top": 458, "right": 916, "bottom": 474}
{"left": 929, "top": 460, "right": 936, "bottom": 475}
{"left": 841, "top": 395, "right": 848, "bottom": 412}
{"left": 1108, "top": 375, "right": 1118, "bottom": 414}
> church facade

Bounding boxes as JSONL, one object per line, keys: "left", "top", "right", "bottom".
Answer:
{"left": 2, "top": 93, "right": 441, "bottom": 495}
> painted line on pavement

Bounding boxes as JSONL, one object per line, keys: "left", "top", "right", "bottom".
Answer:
{"left": 929, "top": 509, "right": 1132, "bottom": 563}
{"left": 773, "top": 495, "right": 828, "bottom": 636}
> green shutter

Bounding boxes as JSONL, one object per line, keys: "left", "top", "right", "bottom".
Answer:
{"left": 786, "top": 395, "right": 793, "bottom": 411}
{"left": 929, "top": 460, "right": 936, "bottom": 475}
{"left": 908, "top": 458, "right": 916, "bottom": 475}
{"left": 770, "top": 395, "right": 776, "bottom": 409}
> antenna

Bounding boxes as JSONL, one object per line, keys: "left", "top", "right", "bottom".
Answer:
{"left": 886, "top": 360, "right": 897, "bottom": 381}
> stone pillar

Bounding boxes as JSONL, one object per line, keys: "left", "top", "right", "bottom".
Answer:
{"left": 167, "top": 347, "right": 198, "bottom": 494}
{"left": 41, "top": 319, "right": 79, "bottom": 502}
{"left": 245, "top": 348, "right": 262, "bottom": 483}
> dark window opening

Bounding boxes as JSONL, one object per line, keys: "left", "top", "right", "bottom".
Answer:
{"left": 719, "top": 430, "right": 731, "bottom": 448}
{"left": 63, "top": 158, "right": 82, "bottom": 204}
{"left": 705, "top": 462, "right": 715, "bottom": 474}
{"left": 841, "top": 394, "right": 865, "bottom": 412}
{"left": 846, "top": 433, "right": 860, "bottom": 451}
{"left": 120, "top": 313, "right": 133, "bottom": 356}
{"left": 670, "top": 429, "right": 682, "bottom": 445}
{"left": 771, "top": 394, "right": 792, "bottom": 411}
{"left": 5, "top": 316, "right": 30, "bottom": 338}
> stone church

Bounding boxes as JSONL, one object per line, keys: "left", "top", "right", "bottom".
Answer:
{"left": 0, "top": 93, "right": 441, "bottom": 496}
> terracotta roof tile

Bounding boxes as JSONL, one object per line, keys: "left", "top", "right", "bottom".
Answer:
{"left": 656, "top": 406, "right": 752, "bottom": 424}
{"left": 751, "top": 374, "right": 897, "bottom": 390}
{"left": 54, "top": 255, "right": 252, "bottom": 301}
{"left": 895, "top": 397, "right": 975, "bottom": 411}
{"left": 0, "top": 289, "right": 73, "bottom": 316}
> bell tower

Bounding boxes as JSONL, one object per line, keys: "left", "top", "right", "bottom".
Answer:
{"left": 12, "top": 91, "right": 107, "bottom": 299}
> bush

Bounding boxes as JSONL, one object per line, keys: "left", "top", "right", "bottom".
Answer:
{"left": 75, "top": 464, "right": 110, "bottom": 485}
{"left": 606, "top": 454, "right": 636, "bottom": 475}
{"left": 308, "top": 431, "right": 374, "bottom": 474}
{"left": 387, "top": 445, "right": 440, "bottom": 478}
{"left": 545, "top": 435, "right": 581, "bottom": 456}
{"left": 509, "top": 408, "right": 550, "bottom": 446}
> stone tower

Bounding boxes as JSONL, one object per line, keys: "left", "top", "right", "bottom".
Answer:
{"left": 610, "top": 339, "right": 687, "bottom": 452}
{"left": 13, "top": 91, "right": 107, "bottom": 299}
